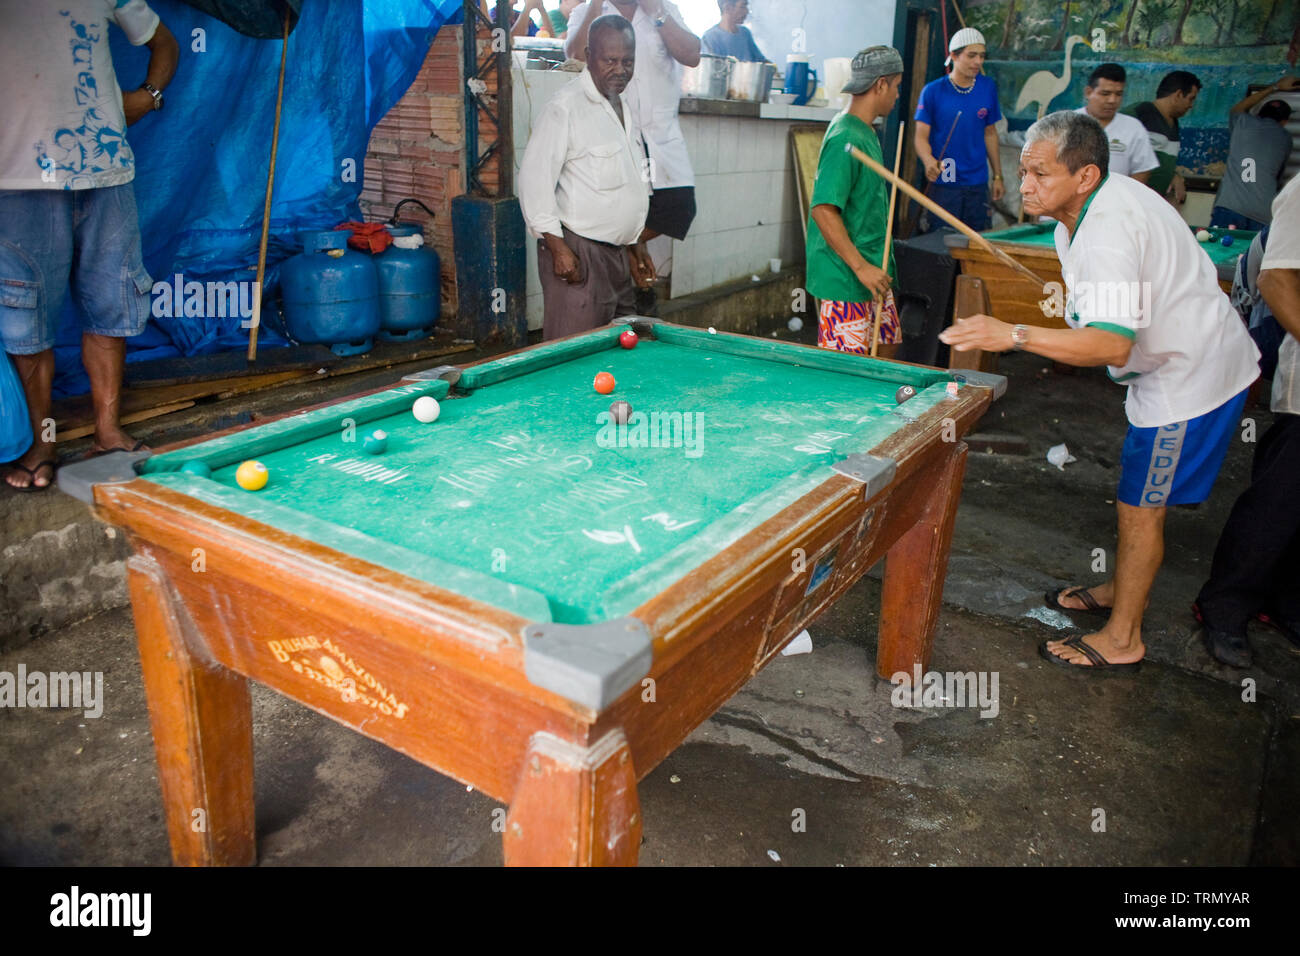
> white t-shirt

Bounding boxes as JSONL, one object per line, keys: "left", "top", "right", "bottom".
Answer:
{"left": 1056, "top": 173, "right": 1259, "bottom": 427}
{"left": 565, "top": 1, "right": 694, "bottom": 189}
{"left": 1261, "top": 175, "right": 1300, "bottom": 415}
{"left": 0, "top": 1, "right": 160, "bottom": 190}
{"left": 1074, "top": 108, "right": 1160, "bottom": 178}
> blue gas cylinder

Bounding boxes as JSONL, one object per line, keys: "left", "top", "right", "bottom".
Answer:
{"left": 375, "top": 224, "right": 441, "bottom": 342}
{"left": 280, "top": 230, "right": 381, "bottom": 356}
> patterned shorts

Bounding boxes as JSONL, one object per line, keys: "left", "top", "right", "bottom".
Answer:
{"left": 817, "top": 294, "right": 901, "bottom": 354}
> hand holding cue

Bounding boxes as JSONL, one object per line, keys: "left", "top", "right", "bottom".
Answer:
{"left": 903, "top": 111, "right": 959, "bottom": 239}
{"left": 934, "top": 111, "right": 962, "bottom": 178}
{"left": 846, "top": 144, "right": 1049, "bottom": 288}
{"left": 871, "top": 129, "right": 906, "bottom": 357}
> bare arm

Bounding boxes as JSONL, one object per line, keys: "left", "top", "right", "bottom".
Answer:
{"left": 123, "top": 20, "right": 180, "bottom": 125}
{"left": 914, "top": 121, "right": 940, "bottom": 181}
{"left": 940, "top": 316, "right": 1133, "bottom": 367}
{"left": 513, "top": 0, "right": 546, "bottom": 36}
{"left": 1230, "top": 75, "right": 1299, "bottom": 114}
{"left": 641, "top": 1, "right": 700, "bottom": 67}
{"left": 1131, "top": 169, "right": 1152, "bottom": 185}
{"left": 984, "top": 124, "right": 1004, "bottom": 199}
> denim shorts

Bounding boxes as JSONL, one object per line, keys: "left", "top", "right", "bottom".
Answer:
{"left": 0, "top": 184, "right": 152, "bottom": 354}
{"left": 924, "top": 182, "right": 991, "bottom": 233}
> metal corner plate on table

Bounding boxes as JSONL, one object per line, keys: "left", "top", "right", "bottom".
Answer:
{"left": 831, "top": 453, "right": 897, "bottom": 500}
{"left": 400, "top": 364, "right": 462, "bottom": 386}
{"left": 950, "top": 369, "right": 1008, "bottom": 400}
{"left": 610, "top": 315, "right": 664, "bottom": 338}
{"left": 522, "top": 616, "right": 653, "bottom": 710}
{"left": 57, "top": 450, "right": 152, "bottom": 505}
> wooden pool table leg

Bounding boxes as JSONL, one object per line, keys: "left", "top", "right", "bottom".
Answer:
{"left": 503, "top": 730, "right": 641, "bottom": 866}
{"left": 875, "top": 442, "right": 969, "bottom": 679}
{"left": 127, "top": 553, "right": 256, "bottom": 866}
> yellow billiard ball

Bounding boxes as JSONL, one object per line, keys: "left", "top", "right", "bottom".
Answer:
{"left": 235, "top": 460, "right": 269, "bottom": 491}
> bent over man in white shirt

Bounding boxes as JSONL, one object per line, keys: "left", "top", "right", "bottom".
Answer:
{"left": 941, "top": 110, "right": 1259, "bottom": 671}
{"left": 518, "top": 15, "right": 653, "bottom": 340}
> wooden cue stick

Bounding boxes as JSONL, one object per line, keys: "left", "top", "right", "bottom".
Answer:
{"left": 902, "top": 110, "right": 959, "bottom": 239}
{"left": 247, "top": 6, "right": 292, "bottom": 363}
{"left": 935, "top": 110, "right": 961, "bottom": 170}
{"left": 846, "top": 144, "right": 1049, "bottom": 287}
{"left": 870, "top": 129, "right": 906, "bottom": 357}
{"left": 950, "top": 0, "right": 967, "bottom": 29}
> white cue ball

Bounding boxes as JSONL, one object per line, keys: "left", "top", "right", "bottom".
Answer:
{"left": 412, "top": 395, "right": 441, "bottom": 423}
{"left": 1195, "top": 229, "right": 1212, "bottom": 242}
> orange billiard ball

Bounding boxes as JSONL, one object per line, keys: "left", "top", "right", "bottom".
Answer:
{"left": 594, "top": 371, "right": 616, "bottom": 394}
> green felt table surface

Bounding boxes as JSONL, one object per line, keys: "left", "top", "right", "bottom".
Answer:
{"left": 978, "top": 222, "right": 1255, "bottom": 271}
{"left": 141, "top": 327, "right": 960, "bottom": 626}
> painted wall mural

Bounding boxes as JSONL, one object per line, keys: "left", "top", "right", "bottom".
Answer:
{"left": 958, "top": 0, "right": 1298, "bottom": 176}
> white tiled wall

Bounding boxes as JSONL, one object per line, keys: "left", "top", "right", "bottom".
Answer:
{"left": 673, "top": 112, "right": 814, "bottom": 297}
{"left": 512, "top": 65, "right": 834, "bottom": 325}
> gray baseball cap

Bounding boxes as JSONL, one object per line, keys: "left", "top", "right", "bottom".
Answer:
{"left": 841, "top": 46, "right": 904, "bottom": 95}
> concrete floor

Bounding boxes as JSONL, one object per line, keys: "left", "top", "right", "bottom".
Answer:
{"left": 2, "top": 345, "right": 1297, "bottom": 867}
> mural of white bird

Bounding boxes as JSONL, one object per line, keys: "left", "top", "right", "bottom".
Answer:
{"left": 1015, "top": 35, "right": 1089, "bottom": 120}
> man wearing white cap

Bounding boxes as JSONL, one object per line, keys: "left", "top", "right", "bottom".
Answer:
{"left": 913, "top": 27, "right": 1005, "bottom": 232}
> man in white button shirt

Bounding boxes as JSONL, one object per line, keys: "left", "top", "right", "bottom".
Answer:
{"left": 566, "top": 0, "right": 701, "bottom": 310}
{"left": 519, "top": 16, "right": 654, "bottom": 340}
{"left": 1075, "top": 64, "right": 1158, "bottom": 184}
{"left": 1195, "top": 173, "right": 1300, "bottom": 666}
{"left": 941, "top": 110, "right": 1259, "bottom": 671}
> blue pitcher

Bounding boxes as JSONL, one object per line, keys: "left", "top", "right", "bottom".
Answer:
{"left": 784, "top": 55, "right": 818, "bottom": 106}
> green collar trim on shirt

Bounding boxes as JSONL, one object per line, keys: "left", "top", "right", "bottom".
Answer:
{"left": 1068, "top": 174, "right": 1109, "bottom": 246}
{"left": 1108, "top": 369, "right": 1140, "bottom": 382}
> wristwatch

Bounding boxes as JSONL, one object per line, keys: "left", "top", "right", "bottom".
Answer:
{"left": 142, "top": 83, "right": 163, "bottom": 111}
{"left": 1010, "top": 324, "right": 1030, "bottom": 350}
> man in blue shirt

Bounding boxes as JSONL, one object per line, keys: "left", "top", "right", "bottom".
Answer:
{"left": 913, "top": 27, "right": 1004, "bottom": 232}
{"left": 701, "top": 0, "right": 765, "bottom": 62}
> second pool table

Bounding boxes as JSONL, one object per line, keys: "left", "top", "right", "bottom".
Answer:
{"left": 62, "top": 319, "right": 1005, "bottom": 866}
{"left": 944, "top": 222, "right": 1254, "bottom": 330}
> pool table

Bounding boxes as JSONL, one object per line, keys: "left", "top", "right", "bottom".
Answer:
{"left": 61, "top": 319, "right": 1004, "bottom": 866}
{"left": 944, "top": 222, "right": 1254, "bottom": 330}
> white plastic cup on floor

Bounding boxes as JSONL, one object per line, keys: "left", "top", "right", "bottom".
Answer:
{"left": 769, "top": 257, "right": 781, "bottom": 273}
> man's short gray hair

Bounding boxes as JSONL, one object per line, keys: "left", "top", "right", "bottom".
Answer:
{"left": 588, "top": 13, "right": 636, "bottom": 51}
{"left": 1024, "top": 110, "right": 1110, "bottom": 178}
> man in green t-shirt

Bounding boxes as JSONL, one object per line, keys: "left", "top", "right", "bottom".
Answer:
{"left": 1126, "top": 70, "right": 1200, "bottom": 205}
{"left": 806, "top": 46, "right": 904, "bottom": 358}
{"left": 544, "top": 0, "right": 581, "bottom": 37}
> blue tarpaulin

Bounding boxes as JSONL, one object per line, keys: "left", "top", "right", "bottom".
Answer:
{"left": 52, "top": 0, "right": 464, "bottom": 396}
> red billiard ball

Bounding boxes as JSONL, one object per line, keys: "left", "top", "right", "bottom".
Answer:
{"left": 594, "top": 371, "right": 616, "bottom": 394}
{"left": 619, "top": 329, "right": 638, "bottom": 349}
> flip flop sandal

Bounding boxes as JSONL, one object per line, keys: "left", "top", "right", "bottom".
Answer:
{"left": 4, "top": 459, "right": 57, "bottom": 493}
{"left": 1044, "top": 586, "right": 1109, "bottom": 616}
{"left": 1038, "top": 635, "right": 1142, "bottom": 672}
{"left": 89, "top": 439, "right": 148, "bottom": 456}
